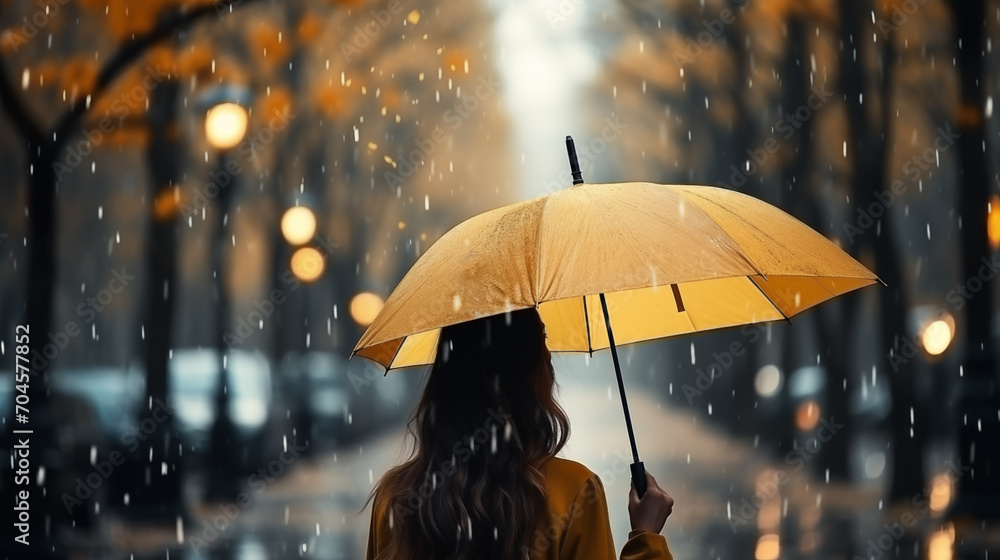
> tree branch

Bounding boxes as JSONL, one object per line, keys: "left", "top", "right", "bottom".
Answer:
{"left": 0, "top": 53, "right": 44, "bottom": 146}
{"left": 51, "top": 0, "right": 262, "bottom": 148}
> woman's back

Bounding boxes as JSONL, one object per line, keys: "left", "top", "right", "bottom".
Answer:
{"left": 367, "top": 457, "right": 672, "bottom": 559}
{"left": 364, "top": 309, "right": 674, "bottom": 559}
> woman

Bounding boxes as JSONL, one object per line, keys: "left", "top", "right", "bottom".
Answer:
{"left": 365, "top": 307, "right": 674, "bottom": 559}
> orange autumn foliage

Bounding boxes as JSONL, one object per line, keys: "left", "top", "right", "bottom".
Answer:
{"left": 249, "top": 21, "right": 290, "bottom": 68}
{"left": 81, "top": 0, "right": 219, "bottom": 42}
{"left": 315, "top": 83, "right": 346, "bottom": 118}
{"left": 443, "top": 50, "right": 467, "bottom": 74}
{"left": 60, "top": 56, "right": 99, "bottom": 97}
{"left": 297, "top": 13, "right": 324, "bottom": 43}
{"left": 175, "top": 41, "right": 215, "bottom": 77}
{"left": 258, "top": 86, "right": 294, "bottom": 121}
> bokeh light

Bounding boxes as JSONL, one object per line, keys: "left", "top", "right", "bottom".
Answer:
{"left": 350, "top": 292, "right": 385, "bottom": 326}
{"left": 205, "top": 102, "right": 249, "bottom": 150}
{"left": 920, "top": 319, "right": 953, "bottom": 356}
{"left": 754, "top": 365, "right": 782, "bottom": 397}
{"left": 929, "top": 473, "right": 954, "bottom": 515}
{"left": 795, "top": 400, "right": 821, "bottom": 432}
{"left": 290, "top": 247, "right": 325, "bottom": 282}
{"left": 988, "top": 194, "right": 999, "bottom": 251}
{"left": 755, "top": 534, "right": 780, "bottom": 560}
{"left": 864, "top": 452, "right": 886, "bottom": 479}
{"left": 281, "top": 206, "right": 317, "bottom": 245}
{"left": 927, "top": 524, "right": 955, "bottom": 560}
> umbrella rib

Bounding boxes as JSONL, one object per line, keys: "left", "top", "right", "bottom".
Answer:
{"left": 676, "top": 188, "right": 768, "bottom": 279}
{"left": 582, "top": 295, "right": 593, "bottom": 355}
{"left": 748, "top": 275, "right": 792, "bottom": 324}
{"left": 384, "top": 337, "right": 408, "bottom": 374}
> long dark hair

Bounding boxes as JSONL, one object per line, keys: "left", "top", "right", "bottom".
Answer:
{"left": 368, "top": 307, "right": 570, "bottom": 559}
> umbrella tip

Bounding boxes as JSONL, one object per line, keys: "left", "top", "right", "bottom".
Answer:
{"left": 565, "top": 136, "right": 584, "bottom": 185}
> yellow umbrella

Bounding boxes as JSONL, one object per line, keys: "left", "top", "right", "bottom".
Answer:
{"left": 353, "top": 137, "right": 879, "bottom": 495}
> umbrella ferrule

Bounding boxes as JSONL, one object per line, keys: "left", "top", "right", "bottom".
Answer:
{"left": 565, "top": 136, "right": 584, "bottom": 185}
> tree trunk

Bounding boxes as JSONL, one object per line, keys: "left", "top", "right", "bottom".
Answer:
{"left": 838, "top": 0, "right": 926, "bottom": 500}
{"left": 949, "top": 0, "right": 1000, "bottom": 522}
{"left": 111, "top": 76, "right": 187, "bottom": 521}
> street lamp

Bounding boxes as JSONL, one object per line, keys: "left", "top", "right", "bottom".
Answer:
{"left": 200, "top": 85, "right": 251, "bottom": 502}
{"left": 278, "top": 199, "right": 322, "bottom": 454}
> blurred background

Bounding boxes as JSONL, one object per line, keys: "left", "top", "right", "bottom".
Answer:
{"left": 0, "top": 0, "right": 998, "bottom": 558}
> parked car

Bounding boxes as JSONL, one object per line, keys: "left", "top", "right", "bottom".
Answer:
{"left": 168, "top": 348, "right": 290, "bottom": 469}
{"left": 279, "top": 351, "right": 421, "bottom": 450}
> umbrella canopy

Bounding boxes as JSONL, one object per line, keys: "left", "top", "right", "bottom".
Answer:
{"left": 353, "top": 181, "right": 879, "bottom": 370}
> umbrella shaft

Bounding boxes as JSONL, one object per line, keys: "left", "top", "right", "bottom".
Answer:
{"left": 599, "top": 293, "right": 641, "bottom": 464}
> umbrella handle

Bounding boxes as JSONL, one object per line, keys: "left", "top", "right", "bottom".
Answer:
{"left": 631, "top": 461, "right": 647, "bottom": 499}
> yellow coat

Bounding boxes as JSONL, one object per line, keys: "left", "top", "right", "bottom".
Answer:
{"left": 366, "top": 457, "right": 673, "bottom": 560}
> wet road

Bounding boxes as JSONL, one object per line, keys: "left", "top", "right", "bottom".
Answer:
{"left": 60, "top": 352, "right": 976, "bottom": 559}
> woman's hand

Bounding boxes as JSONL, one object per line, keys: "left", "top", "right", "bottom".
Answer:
{"left": 628, "top": 471, "right": 673, "bottom": 534}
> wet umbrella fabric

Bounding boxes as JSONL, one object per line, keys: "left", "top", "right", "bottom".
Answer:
{"left": 353, "top": 182, "right": 878, "bottom": 369}
{"left": 352, "top": 179, "right": 878, "bottom": 497}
